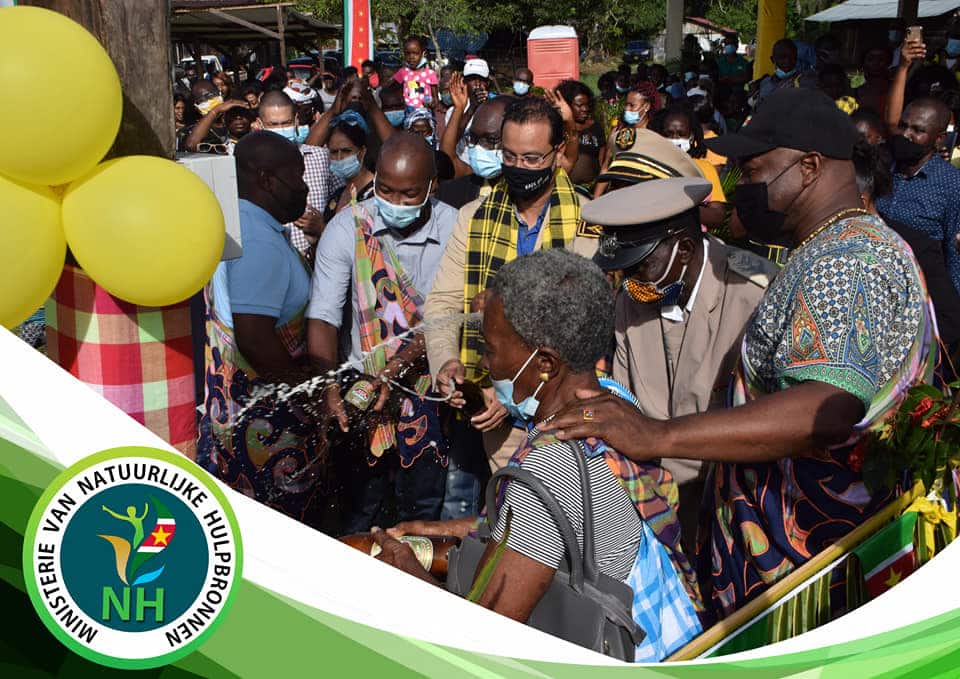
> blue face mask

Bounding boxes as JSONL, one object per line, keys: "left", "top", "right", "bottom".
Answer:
{"left": 374, "top": 179, "right": 432, "bottom": 229}
{"left": 330, "top": 153, "right": 362, "bottom": 180}
{"left": 441, "top": 92, "right": 454, "bottom": 106}
{"left": 492, "top": 348, "right": 545, "bottom": 422}
{"left": 622, "top": 109, "right": 642, "bottom": 125}
{"left": 417, "top": 56, "right": 428, "bottom": 68}
{"left": 724, "top": 44, "right": 737, "bottom": 55}
{"left": 513, "top": 81, "right": 530, "bottom": 96}
{"left": 775, "top": 66, "right": 797, "bottom": 79}
{"left": 385, "top": 110, "right": 405, "bottom": 127}
{"left": 467, "top": 144, "right": 503, "bottom": 178}
{"left": 947, "top": 38, "right": 960, "bottom": 57}
{"left": 267, "top": 124, "right": 308, "bottom": 144}
{"left": 424, "top": 135, "right": 436, "bottom": 147}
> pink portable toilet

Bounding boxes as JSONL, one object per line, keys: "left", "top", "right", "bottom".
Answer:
{"left": 527, "top": 25, "right": 579, "bottom": 90}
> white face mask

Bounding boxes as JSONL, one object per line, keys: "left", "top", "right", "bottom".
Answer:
{"left": 669, "top": 137, "right": 692, "bottom": 153}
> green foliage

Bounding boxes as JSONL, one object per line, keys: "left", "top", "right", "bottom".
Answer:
{"left": 297, "top": 0, "right": 519, "bottom": 47}
{"left": 466, "top": 508, "right": 513, "bottom": 603}
{"left": 296, "top": 1, "right": 842, "bottom": 61}
{"left": 858, "top": 382, "right": 960, "bottom": 497}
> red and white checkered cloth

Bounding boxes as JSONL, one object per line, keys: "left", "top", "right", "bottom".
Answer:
{"left": 45, "top": 265, "right": 198, "bottom": 457}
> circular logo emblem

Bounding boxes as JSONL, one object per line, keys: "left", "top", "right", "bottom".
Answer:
{"left": 614, "top": 127, "right": 636, "bottom": 151}
{"left": 22, "top": 447, "right": 242, "bottom": 669}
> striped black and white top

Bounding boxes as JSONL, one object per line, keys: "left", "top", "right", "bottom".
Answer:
{"left": 490, "top": 436, "right": 643, "bottom": 581}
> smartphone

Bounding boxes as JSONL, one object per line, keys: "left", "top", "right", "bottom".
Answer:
{"left": 945, "top": 124, "right": 958, "bottom": 157}
{"left": 906, "top": 25, "right": 923, "bottom": 43}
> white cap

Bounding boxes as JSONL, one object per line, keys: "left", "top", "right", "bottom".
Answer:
{"left": 686, "top": 86, "right": 708, "bottom": 98}
{"left": 463, "top": 58, "right": 490, "bottom": 79}
{"left": 284, "top": 81, "right": 317, "bottom": 103}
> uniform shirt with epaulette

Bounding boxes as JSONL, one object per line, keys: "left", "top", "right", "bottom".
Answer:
{"left": 612, "top": 237, "right": 776, "bottom": 488}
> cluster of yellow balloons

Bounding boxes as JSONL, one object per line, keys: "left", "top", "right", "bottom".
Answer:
{"left": 0, "top": 7, "right": 225, "bottom": 329}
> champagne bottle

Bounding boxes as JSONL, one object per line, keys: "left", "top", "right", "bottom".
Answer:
{"left": 339, "top": 533, "right": 459, "bottom": 578}
{"left": 456, "top": 378, "right": 488, "bottom": 418}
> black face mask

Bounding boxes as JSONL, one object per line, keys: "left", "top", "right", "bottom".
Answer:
{"left": 887, "top": 134, "right": 928, "bottom": 166}
{"left": 732, "top": 160, "right": 801, "bottom": 246}
{"left": 270, "top": 173, "right": 309, "bottom": 224}
{"left": 502, "top": 164, "right": 554, "bottom": 200}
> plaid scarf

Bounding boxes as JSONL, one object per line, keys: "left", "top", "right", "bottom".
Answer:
{"left": 507, "top": 429, "right": 704, "bottom": 616}
{"left": 461, "top": 169, "right": 582, "bottom": 380}
{"left": 352, "top": 200, "right": 431, "bottom": 459}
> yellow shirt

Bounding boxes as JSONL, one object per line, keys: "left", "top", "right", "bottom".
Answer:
{"left": 703, "top": 130, "right": 727, "bottom": 169}
{"left": 694, "top": 158, "right": 725, "bottom": 202}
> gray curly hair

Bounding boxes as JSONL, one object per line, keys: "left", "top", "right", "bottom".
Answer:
{"left": 490, "top": 249, "right": 614, "bottom": 373}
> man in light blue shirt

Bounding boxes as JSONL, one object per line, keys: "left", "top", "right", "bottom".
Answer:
{"left": 199, "top": 132, "right": 331, "bottom": 528}
{"left": 307, "top": 132, "right": 458, "bottom": 532}
{"left": 211, "top": 199, "right": 311, "bottom": 328}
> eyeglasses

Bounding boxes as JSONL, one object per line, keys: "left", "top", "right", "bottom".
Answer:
{"left": 501, "top": 147, "right": 558, "bottom": 169}
{"left": 197, "top": 143, "right": 229, "bottom": 154}
{"left": 464, "top": 131, "right": 501, "bottom": 150}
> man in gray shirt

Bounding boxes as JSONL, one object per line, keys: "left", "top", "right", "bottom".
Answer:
{"left": 307, "top": 132, "right": 458, "bottom": 532}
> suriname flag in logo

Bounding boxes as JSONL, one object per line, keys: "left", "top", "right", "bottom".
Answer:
{"left": 23, "top": 446, "right": 243, "bottom": 669}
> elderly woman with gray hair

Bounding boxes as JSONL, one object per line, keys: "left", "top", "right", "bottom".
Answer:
{"left": 371, "top": 248, "right": 703, "bottom": 661}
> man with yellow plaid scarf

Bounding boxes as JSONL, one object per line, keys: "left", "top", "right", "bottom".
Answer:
{"left": 424, "top": 97, "right": 599, "bottom": 474}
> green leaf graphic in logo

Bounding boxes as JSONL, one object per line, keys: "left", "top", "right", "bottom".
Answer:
{"left": 98, "top": 496, "right": 176, "bottom": 586}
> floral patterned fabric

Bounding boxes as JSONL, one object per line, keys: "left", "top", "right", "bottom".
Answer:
{"left": 197, "top": 291, "right": 327, "bottom": 527}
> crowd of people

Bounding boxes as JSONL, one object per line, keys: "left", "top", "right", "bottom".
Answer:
{"left": 171, "top": 28, "right": 960, "bottom": 660}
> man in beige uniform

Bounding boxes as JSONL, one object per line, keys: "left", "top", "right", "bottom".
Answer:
{"left": 584, "top": 177, "right": 777, "bottom": 554}
{"left": 425, "top": 97, "right": 597, "bottom": 471}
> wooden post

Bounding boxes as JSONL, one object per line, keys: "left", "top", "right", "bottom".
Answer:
{"left": 664, "top": 0, "right": 683, "bottom": 65}
{"left": 277, "top": 3, "right": 287, "bottom": 67}
{"left": 899, "top": 0, "right": 920, "bottom": 25}
{"left": 20, "top": 0, "right": 175, "bottom": 159}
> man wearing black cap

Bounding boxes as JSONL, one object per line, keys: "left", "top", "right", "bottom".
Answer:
{"left": 544, "top": 88, "right": 938, "bottom": 619}
{"left": 583, "top": 177, "right": 777, "bottom": 558}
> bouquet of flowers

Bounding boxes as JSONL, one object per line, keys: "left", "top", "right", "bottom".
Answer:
{"left": 855, "top": 382, "right": 960, "bottom": 498}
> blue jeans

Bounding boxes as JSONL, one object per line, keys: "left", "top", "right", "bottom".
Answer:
{"left": 440, "top": 417, "right": 489, "bottom": 520}
{"left": 441, "top": 459, "right": 481, "bottom": 519}
{"left": 339, "top": 451, "right": 447, "bottom": 535}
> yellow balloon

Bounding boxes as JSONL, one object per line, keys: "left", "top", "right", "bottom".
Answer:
{"left": 0, "top": 174, "right": 66, "bottom": 329}
{"left": 62, "top": 157, "right": 225, "bottom": 307}
{"left": 0, "top": 7, "right": 121, "bottom": 185}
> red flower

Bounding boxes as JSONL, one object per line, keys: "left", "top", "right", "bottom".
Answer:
{"left": 910, "top": 397, "right": 935, "bottom": 426}
{"left": 920, "top": 404, "right": 951, "bottom": 429}
{"left": 848, "top": 440, "right": 866, "bottom": 473}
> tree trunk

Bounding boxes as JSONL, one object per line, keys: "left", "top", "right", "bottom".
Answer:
{"left": 427, "top": 22, "right": 443, "bottom": 64}
{"left": 20, "top": 0, "right": 175, "bottom": 159}
{"left": 20, "top": 2, "right": 197, "bottom": 460}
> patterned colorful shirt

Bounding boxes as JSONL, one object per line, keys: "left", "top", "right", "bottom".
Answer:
{"left": 745, "top": 213, "right": 927, "bottom": 409}
{"left": 875, "top": 153, "right": 960, "bottom": 296}
{"left": 700, "top": 214, "right": 935, "bottom": 619}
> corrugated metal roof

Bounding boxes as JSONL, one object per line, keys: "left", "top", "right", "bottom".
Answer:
{"left": 807, "top": 0, "right": 960, "bottom": 22}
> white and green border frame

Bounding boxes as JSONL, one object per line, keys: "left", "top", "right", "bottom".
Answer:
{"left": 2, "top": 324, "right": 959, "bottom": 678}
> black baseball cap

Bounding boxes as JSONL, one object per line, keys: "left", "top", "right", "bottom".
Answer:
{"left": 705, "top": 88, "right": 857, "bottom": 160}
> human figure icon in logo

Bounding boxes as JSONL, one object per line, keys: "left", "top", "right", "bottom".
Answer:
{"left": 102, "top": 502, "right": 149, "bottom": 548}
